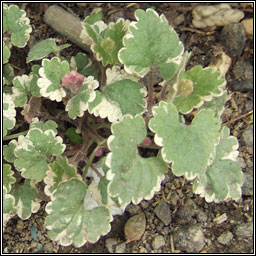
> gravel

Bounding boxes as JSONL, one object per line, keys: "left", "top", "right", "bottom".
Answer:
{"left": 233, "top": 222, "right": 253, "bottom": 238}
{"left": 154, "top": 201, "right": 171, "bottom": 226}
{"left": 152, "top": 235, "right": 165, "bottom": 250}
{"left": 172, "top": 224, "right": 205, "bottom": 253}
{"left": 217, "top": 231, "right": 233, "bottom": 245}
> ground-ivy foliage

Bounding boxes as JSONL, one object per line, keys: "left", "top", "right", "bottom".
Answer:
{"left": 14, "top": 127, "right": 66, "bottom": 182}
{"left": 3, "top": 5, "right": 244, "bottom": 248}
{"left": 106, "top": 115, "right": 168, "bottom": 205}
{"left": 118, "top": 8, "right": 184, "bottom": 79}
{"left": 149, "top": 101, "right": 221, "bottom": 180}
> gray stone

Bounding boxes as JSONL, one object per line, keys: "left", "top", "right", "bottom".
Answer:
{"left": 217, "top": 231, "right": 233, "bottom": 245}
{"left": 176, "top": 198, "right": 198, "bottom": 220}
{"left": 242, "top": 171, "right": 253, "bottom": 196}
{"left": 196, "top": 210, "right": 208, "bottom": 223}
{"left": 233, "top": 60, "right": 253, "bottom": 83}
{"left": 234, "top": 222, "right": 253, "bottom": 237}
{"left": 231, "top": 80, "right": 253, "bottom": 92}
{"left": 105, "top": 238, "right": 118, "bottom": 253}
{"left": 154, "top": 201, "right": 171, "bottom": 226}
{"left": 115, "top": 242, "right": 126, "bottom": 253}
{"left": 220, "top": 23, "right": 246, "bottom": 58}
{"left": 152, "top": 235, "right": 165, "bottom": 250}
{"left": 241, "top": 125, "right": 253, "bottom": 147}
{"left": 126, "top": 204, "right": 141, "bottom": 215}
{"left": 172, "top": 224, "right": 205, "bottom": 253}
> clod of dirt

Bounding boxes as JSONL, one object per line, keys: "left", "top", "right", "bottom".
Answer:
{"left": 124, "top": 212, "right": 146, "bottom": 243}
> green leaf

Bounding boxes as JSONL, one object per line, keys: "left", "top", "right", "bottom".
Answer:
{"left": 83, "top": 8, "right": 103, "bottom": 25}
{"left": 3, "top": 140, "right": 17, "bottom": 163}
{"left": 65, "top": 76, "right": 99, "bottom": 119}
{"left": 199, "top": 89, "right": 228, "bottom": 118}
{"left": 14, "top": 128, "right": 66, "bottom": 182}
{"left": 65, "top": 128, "right": 83, "bottom": 145}
{"left": 45, "top": 178, "right": 112, "bottom": 247}
{"left": 85, "top": 18, "right": 127, "bottom": 66}
{"left": 37, "top": 57, "right": 70, "bottom": 102}
{"left": 106, "top": 115, "right": 168, "bottom": 205}
{"left": 3, "top": 186, "right": 16, "bottom": 230}
{"left": 3, "top": 164, "right": 16, "bottom": 193}
{"left": 30, "top": 119, "right": 58, "bottom": 133}
{"left": 70, "top": 52, "right": 99, "bottom": 78}
{"left": 118, "top": 8, "right": 184, "bottom": 79}
{"left": 89, "top": 77, "right": 147, "bottom": 122}
{"left": 149, "top": 101, "right": 221, "bottom": 180}
{"left": 173, "top": 65, "right": 226, "bottom": 114}
{"left": 26, "top": 38, "right": 71, "bottom": 63}
{"left": 3, "top": 4, "right": 32, "bottom": 47}
{"left": 3, "top": 93, "right": 16, "bottom": 137}
{"left": 12, "top": 74, "right": 40, "bottom": 107}
{"left": 3, "top": 63, "right": 15, "bottom": 86}
{"left": 193, "top": 126, "right": 243, "bottom": 202}
{"left": 44, "top": 156, "right": 82, "bottom": 197}
{"left": 3, "top": 40, "right": 11, "bottom": 64}
{"left": 12, "top": 180, "right": 41, "bottom": 220}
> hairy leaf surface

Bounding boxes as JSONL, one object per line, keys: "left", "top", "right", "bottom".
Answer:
{"left": 3, "top": 4, "right": 32, "bottom": 47}
{"left": 173, "top": 66, "right": 226, "bottom": 114}
{"left": 37, "top": 57, "right": 70, "bottom": 102}
{"left": 45, "top": 178, "right": 112, "bottom": 247}
{"left": 118, "top": 8, "right": 184, "bottom": 79}
{"left": 149, "top": 101, "right": 221, "bottom": 180}
{"left": 14, "top": 128, "right": 66, "bottom": 182}
{"left": 106, "top": 115, "right": 168, "bottom": 205}
{"left": 193, "top": 126, "right": 243, "bottom": 202}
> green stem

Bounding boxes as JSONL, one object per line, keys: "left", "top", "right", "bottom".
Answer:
{"left": 4, "top": 130, "right": 28, "bottom": 141}
{"left": 82, "top": 140, "right": 106, "bottom": 181}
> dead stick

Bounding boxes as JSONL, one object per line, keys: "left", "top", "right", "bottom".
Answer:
{"left": 44, "top": 4, "right": 90, "bottom": 52}
{"left": 222, "top": 110, "right": 253, "bottom": 126}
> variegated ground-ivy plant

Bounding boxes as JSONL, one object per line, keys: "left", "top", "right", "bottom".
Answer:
{"left": 3, "top": 5, "right": 244, "bottom": 248}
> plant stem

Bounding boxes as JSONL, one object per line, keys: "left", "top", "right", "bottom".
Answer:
{"left": 3, "top": 130, "right": 28, "bottom": 141}
{"left": 82, "top": 140, "right": 105, "bottom": 181}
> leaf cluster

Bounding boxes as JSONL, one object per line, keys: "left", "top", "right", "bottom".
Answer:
{"left": 3, "top": 5, "right": 243, "bottom": 247}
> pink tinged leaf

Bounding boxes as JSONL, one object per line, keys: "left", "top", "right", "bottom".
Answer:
{"left": 95, "top": 148, "right": 103, "bottom": 157}
{"left": 61, "top": 71, "right": 84, "bottom": 93}
{"left": 142, "top": 137, "right": 152, "bottom": 146}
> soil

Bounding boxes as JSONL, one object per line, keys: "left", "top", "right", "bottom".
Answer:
{"left": 3, "top": 3, "right": 254, "bottom": 254}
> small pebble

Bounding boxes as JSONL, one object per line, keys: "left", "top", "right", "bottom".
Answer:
{"left": 105, "top": 238, "right": 118, "bottom": 253}
{"left": 154, "top": 201, "right": 171, "bottom": 226}
{"left": 241, "top": 125, "right": 253, "bottom": 147}
{"left": 124, "top": 212, "right": 146, "bottom": 242}
{"left": 234, "top": 222, "right": 253, "bottom": 237}
{"left": 115, "top": 242, "right": 126, "bottom": 253}
{"left": 152, "top": 235, "right": 165, "bottom": 250}
{"left": 219, "top": 23, "right": 246, "bottom": 58}
{"left": 217, "top": 231, "right": 233, "bottom": 245}
{"left": 172, "top": 224, "right": 205, "bottom": 253}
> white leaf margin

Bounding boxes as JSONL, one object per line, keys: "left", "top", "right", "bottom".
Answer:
{"left": 3, "top": 93, "right": 16, "bottom": 137}
{"left": 65, "top": 76, "right": 99, "bottom": 119}
{"left": 37, "top": 57, "right": 68, "bottom": 102}
{"left": 118, "top": 8, "right": 184, "bottom": 78}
